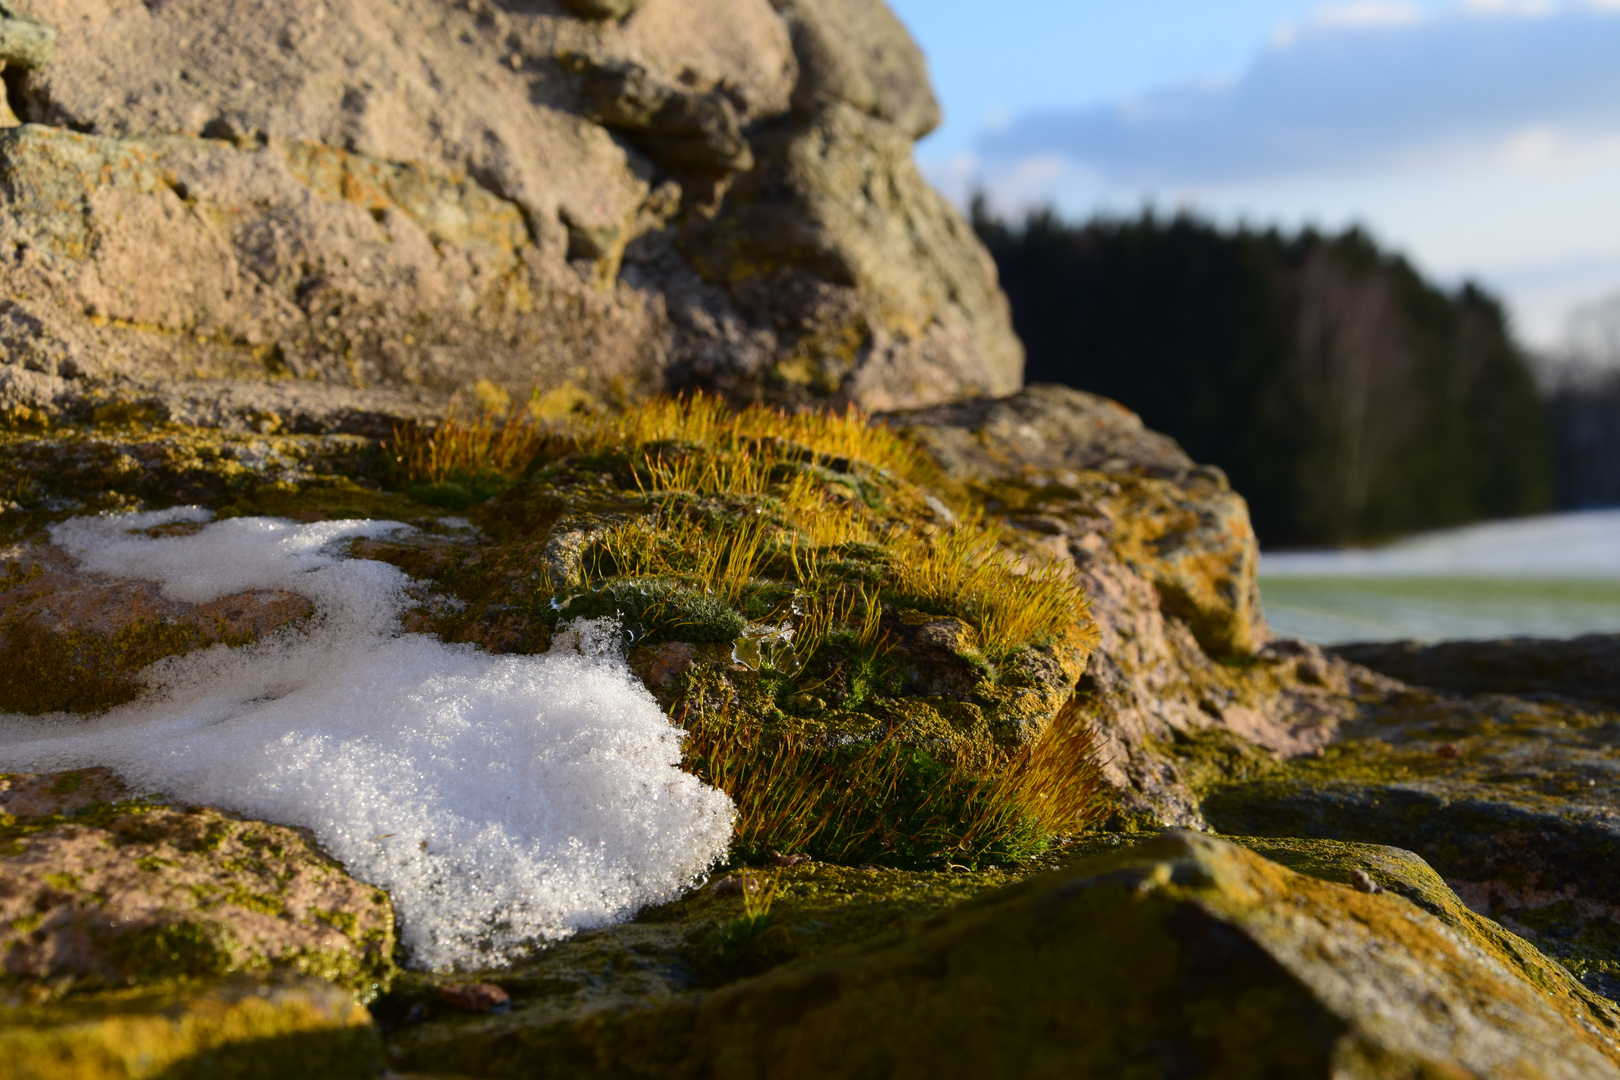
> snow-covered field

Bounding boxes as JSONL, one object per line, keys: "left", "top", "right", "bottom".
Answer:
{"left": 1259, "top": 510, "right": 1620, "bottom": 644}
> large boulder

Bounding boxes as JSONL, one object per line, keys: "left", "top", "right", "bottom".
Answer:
{"left": 383, "top": 833, "right": 1620, "bottom": 1079}
{"left": 0, "top": 0, "right": 1020, "bottom": 431}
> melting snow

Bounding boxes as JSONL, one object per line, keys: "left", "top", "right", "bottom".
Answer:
{"left": 0, "top": 508, "right": 735, "bottom": 970}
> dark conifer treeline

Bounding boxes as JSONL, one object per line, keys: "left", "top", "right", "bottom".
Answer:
{"left": 1548, "top": 373, "right": 1620, "bottom": 508}
{"left": 973, "top": 205, "right": 1556, "bottom": 546}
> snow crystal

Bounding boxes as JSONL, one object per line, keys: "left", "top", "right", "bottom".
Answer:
{"left": 0, "top": 508, "right": 735, "bottom": 970}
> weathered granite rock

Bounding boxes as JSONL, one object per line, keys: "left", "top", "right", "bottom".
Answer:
{"left": 1334, "top": 633, "right": 1620, "bottom": 709}
{"left": 1, "top": 769, "right": 396, "bottom": 999}
{"left": 382, "top": 833, "right": 1620, "bottom": 1078}
{"left": 1199, "top": 687, "right": 1620, "bottom": 1000}
{"left": 0, "top": 0, "right": 1018, "bottom": 430}
{"left": 0, "top": 975, "right": 381, "bottom": 1079}
{"left": 0, "top": 540, "right": 313, "bottom": 715}
{"left": 888, "top": 384, "right": 1388, "bottom": 826}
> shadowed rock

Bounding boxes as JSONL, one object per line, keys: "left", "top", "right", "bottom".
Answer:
{"left": 383, "top": 833, "right": 1620, "bottom": 1079}
{"left": 1334, "top": 633, "right": 1620, "bottom": 709}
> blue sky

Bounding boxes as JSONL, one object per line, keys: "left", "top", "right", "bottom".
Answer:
{"left": 887, "top": 0, "right": 1620, "bottom": 350}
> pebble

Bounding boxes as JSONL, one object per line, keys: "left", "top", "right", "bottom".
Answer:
{"left": 1349, "top": 869, "right": 1385, "bottom": 895}
{"left": 439, "top": 982, "right": 511, "bottom": 1014}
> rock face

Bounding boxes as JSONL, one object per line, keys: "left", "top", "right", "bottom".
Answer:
{"left": 384, "top": 833, "right": 1620, "bottom": 1079}
{"left": 0, "top": 0, "right": 1020, "bottom": 431}
{"left": 1, "top": 769, "right": 396, "bottom": 997}
{"left": 1334, "top": 633, "right": 1620, "bottom": 709}
{"left": 888, "top": 384, "right": 1385, "bottom": 826}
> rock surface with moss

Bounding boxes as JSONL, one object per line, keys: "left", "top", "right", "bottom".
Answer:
{"left": 1, "top": 769, "right": 395, "bottom": 1002}
{"left": 1197, "top": 683, "right": 1620, "bottom": 1002}
{"left": 885, "top": 385, "right": 1395, "bottom": 828}
{"left": 4, "top": 381, "right": 1620, "bottom": 1076}
{"left": 382, "top": 833, "right": 1620, "bottom": 1079}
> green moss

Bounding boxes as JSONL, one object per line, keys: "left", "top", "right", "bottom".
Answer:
{"left": 1158, "top": 725, "right": 1284, "bottom": 797}
{"left": 0, "top": 616, "right": 201, "bottom": 715}
{"left": 225, "top": 889, "right": 286, "bottom": 918}
{"left": 106, "top": 921, "right": 236, "bottom": 981}
{"left": 553, "top": 577, "right": 745, "bottom": 644}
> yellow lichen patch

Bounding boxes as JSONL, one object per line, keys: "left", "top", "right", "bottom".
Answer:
{"left": 384, "top": 833, "right": 1620, "bottom": 1078}
{"left": 0, "top": 977, "right": 380, "bottom": 1080}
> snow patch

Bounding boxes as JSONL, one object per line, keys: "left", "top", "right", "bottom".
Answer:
{"left": 0, "top": 508, "right": 735, "bottom": 971}
{"left": 1261, "top": 508, "right": 1620, "bottom": 578}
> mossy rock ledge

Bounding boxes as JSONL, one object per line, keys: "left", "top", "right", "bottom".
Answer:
{"left": 2, "top": 386, "right": 1619, "bottom": 1076}
{"left": 383, "top": 833, "right": 1620, "bottom": 1079}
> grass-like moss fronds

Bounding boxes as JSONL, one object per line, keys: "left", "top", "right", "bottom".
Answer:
{"left": 569, "top": 394, "right": 929, "bottom": 484}
{"left": 888, "top": 515, "right": 1088, "bottom": 662}
{"left": 383, "top": 391, "right": 1107, "bottom": 870}
{"left": 386, "top": 398, "right": 545, "bottom": 505}
{"left": 682, "top": 695, "right": 1104, "bottom": 869}
{"left": 394, "top": 390, "right": 1091, "bottom": 663}
{"left": 587, "top": 506, "right": 774, "bottom": 604}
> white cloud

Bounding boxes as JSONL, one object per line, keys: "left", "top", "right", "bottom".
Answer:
{"left": 1311, "top": 1, "right": 1426, "bottom": 27}
{"left": 1462, "top": 0, "right": 1560, "bottom": 14}
{"left": 952, "top": 2, "right": 1620, "bottom": 348}
{"left": 1274, "top": 1, "right": 1429, "bottom": 49}
{"left": 980, "top": 5, "right": 1620, "bottom": 186}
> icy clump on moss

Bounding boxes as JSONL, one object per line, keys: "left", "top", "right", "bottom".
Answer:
{"left": 0, "top": 508, "right": 735, "bottom": 970}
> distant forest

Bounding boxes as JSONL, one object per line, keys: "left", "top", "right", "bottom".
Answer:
{"left": 973, "top": 205, "right": 1558, "bottom": 547}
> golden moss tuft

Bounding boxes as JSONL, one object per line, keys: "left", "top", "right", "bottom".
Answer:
{"left": 682, "top": 695, "right": 1106, "bottom": 869}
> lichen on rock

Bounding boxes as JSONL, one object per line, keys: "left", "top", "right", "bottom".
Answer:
{"left": 0, "top": 0, "right": 1019, "bottom": 428}
{"left": 0, "top": 974, "right": 381, "bottom": 1079}
{"left": 383, "top": 832, "right": 1620, "bottom": 1079}
{"left": 1, "top": 768, "right": 395, "bottom": 1000}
